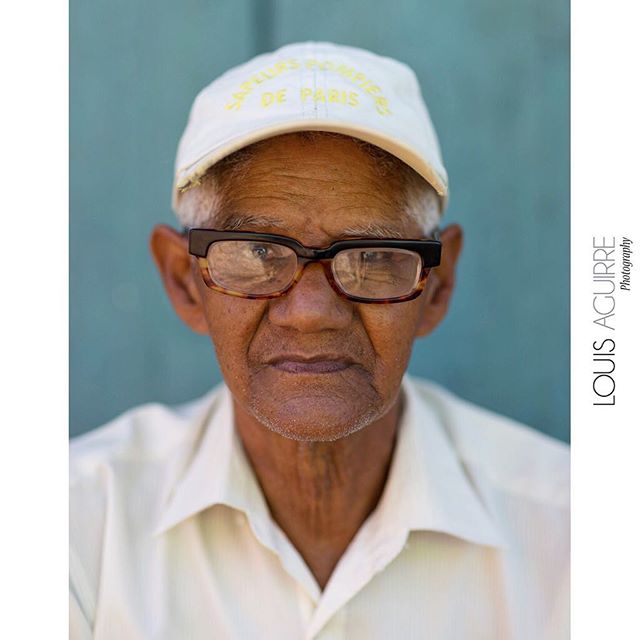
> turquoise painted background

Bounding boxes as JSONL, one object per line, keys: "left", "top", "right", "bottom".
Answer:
{"left": 70, "top": 0, "right": 569, "bottom": 441}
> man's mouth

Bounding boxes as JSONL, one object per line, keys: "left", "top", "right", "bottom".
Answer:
{"left": 267, "top": 355, "right": 354, "bottom": 374}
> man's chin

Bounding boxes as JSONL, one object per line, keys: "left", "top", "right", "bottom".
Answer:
{"left": 237, "top": 362, "right": 385, "bottom": 440}
{"left": 248, "top": 401, "right": 381, "bottom": 442}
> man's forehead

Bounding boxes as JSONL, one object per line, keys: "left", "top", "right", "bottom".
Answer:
{"left": 221, "top": 132, "right": 396, "bottom": 180}
{"left": 209, "top": 134, "right": 420, "bottom": 229}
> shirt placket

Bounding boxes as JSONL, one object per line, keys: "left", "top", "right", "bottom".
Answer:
{"left": 303, "top": 521, "right": 410, "bottom": 639}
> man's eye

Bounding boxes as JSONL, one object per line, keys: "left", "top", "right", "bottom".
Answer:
{"left": 250, "top": 244, "right": 271, "bottom": 258}
{"left": 362, "top": 251, "right": 390, "bottom": 262}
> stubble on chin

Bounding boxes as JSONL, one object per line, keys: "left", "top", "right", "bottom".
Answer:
{"left": 244, "top": 369, "right": 399, "bottom": 443}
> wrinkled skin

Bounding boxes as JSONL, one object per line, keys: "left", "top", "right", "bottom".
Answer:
{"left": 151, "top": 133, "right": 463, "bottom": 588}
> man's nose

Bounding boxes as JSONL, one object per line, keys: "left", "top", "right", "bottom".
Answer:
{"left": 267, "top": 262, "right": 353, "bottom": 332}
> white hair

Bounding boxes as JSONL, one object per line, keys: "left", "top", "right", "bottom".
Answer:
{"left": 175, "top": 132, "right": 442, "bottom": 235}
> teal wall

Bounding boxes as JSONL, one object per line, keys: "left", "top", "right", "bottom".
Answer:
{"left": 70, "top": 0, "right": 569, "bottom": 441}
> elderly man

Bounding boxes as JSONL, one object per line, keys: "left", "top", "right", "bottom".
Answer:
{"left": 70, "top": 43, "right": 569, "bottom": 639}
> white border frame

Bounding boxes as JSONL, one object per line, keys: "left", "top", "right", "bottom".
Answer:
{"left": 0, "top": 0, "right": 68, "bottom": 637}
{"left": 572, "top": 1, "right": 640, "bottom": 637}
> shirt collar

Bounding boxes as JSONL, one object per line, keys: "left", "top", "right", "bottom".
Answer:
{"left": 153, "top": 384, "right": 273, "bottom": 538}
{"left": 367, "top": 374, "right": 506, "bottom": 548}
{"left": 153, "top": 375, "right": 505, "bottom": 549}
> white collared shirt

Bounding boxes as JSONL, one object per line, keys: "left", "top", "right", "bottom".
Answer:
{"left": 70, "top": 375, "right": 569, "bottom": 639}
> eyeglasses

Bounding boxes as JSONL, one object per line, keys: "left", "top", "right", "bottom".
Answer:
{"left": 187, "top": 229, "right": 441, "bottom": 304}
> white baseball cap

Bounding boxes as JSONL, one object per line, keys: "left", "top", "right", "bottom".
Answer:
{"left": 172, "top": 41, "right": 448, "bottom": 219}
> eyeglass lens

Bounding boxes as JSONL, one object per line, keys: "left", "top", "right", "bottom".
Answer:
{"left": 206, "top": 240, "right": 422, "bottom": 299}
{"left": 332, "top": 248, "right": 422, "bottom": 299}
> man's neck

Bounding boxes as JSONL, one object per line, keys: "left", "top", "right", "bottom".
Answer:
{"left": 233, "top": 395, "right": 403, "bottom": 590}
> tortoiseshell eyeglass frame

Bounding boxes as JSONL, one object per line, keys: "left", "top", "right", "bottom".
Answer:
{"left": 185, "top": 228, "right": 442, "bottom": 304}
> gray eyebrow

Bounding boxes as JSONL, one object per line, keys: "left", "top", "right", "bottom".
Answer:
{"left": 339, "top": 223, "right": 405, "bottom": 239}
{"left": 216, "top": 213, "right": 291, "bottom": 231}
{"left": 216, "top": 214, "right": 406, "bottom": 239}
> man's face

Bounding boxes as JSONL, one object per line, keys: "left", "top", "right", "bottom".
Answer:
{"left": 153, "top": 134, "right": 461, "bottom": 442}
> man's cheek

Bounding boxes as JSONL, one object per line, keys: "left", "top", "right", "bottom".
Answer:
{"left": 362, "top": 307, "right": 418, "bottom": 349}
{"left": 368, "top": 322, "right": 419, "bottom": 380}
{"left": 205, "top": 301, "right": 264, "bottom": 361}
{"left": 204, "top": 297, "right": 249, "bottom": 330}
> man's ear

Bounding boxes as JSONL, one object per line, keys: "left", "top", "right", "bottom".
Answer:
{"left": 415, "top": 223, "right": 464, "bottom": 337}
{"left": 149, "top": 224, "right": 209, "bottom": 334}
